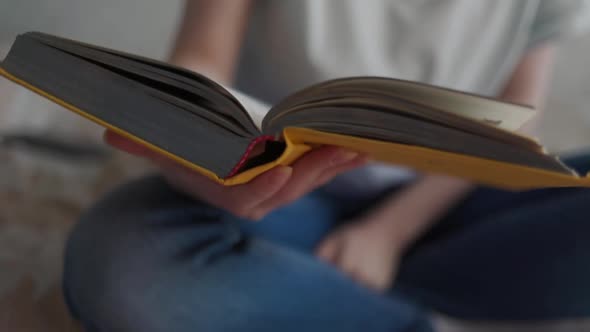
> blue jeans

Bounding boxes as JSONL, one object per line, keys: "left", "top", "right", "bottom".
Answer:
{"left": 64, "top": 154, "right": 590, "bottom": 331}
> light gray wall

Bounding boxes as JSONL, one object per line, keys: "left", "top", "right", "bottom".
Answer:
{"left": 0, "top": 0, "right": 182, "bottom": 59}
{"left": 542, "top": 35, "right": 590, "bottom": 152}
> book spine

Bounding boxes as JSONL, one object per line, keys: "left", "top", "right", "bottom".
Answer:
{"left": 226, "top": 135, "right": 276, "bottom": 178}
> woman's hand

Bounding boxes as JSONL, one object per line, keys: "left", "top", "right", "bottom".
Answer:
{"left": 315, "top": 217, "right": 402, "bottom": 292}
{"left": 104, "top": 130, "right": 367, "bottom": 220}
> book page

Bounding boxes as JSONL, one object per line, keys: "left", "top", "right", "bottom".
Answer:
{"left": 280, "top": 78, "right": 535, "bottom": 132}
{"left": 351, "top": 78, "right": 536, "bottom": 131}
{"left": 224, "top": 86, "right": 270, "bottom": 131}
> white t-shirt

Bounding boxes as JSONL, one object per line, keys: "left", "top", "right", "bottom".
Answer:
{"left": 234, "top": 0, "right": 590, "bottom": 197}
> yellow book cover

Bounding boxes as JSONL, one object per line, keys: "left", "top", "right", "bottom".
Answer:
{"left": 2, "top": 32, "right": 589, "bottom": 190}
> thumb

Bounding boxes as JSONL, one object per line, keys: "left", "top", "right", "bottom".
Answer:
{"left": 316, "top": 235, "right": 341, "bottom": 264}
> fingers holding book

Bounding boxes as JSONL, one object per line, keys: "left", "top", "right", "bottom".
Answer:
{"left": 249, "top": 147, "right": 368, "bottom": 220}
{"left": 104, "top": 130, "right": 367, "bottom": 220}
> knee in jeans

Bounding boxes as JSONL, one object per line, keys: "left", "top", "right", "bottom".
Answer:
{"left": 62, "top": 176, "right": 242, "bottom": 328}
{"left": 62, "top": 192, "right": 166, "bottom": 325}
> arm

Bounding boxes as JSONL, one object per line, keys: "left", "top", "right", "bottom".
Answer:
{"left": 372, "top": 43, "right": 557, "bottom": 250}
{"left": 168, "top": 0, "right": 253, "bottom": 84}
{"left": 317, "top": 43, "right": 557, "bottom": 290}
{"left": 501, "top": 43, "right": 557, "bottom": 135}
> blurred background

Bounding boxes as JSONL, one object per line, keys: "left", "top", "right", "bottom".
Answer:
{"left": 0, "top": 1, "right": 589, "bottom": 331}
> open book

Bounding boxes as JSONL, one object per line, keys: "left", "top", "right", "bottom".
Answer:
{"left": 1, "top": 32, "right": 589, "bottom": 189}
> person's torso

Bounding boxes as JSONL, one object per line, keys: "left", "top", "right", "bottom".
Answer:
{"left": 234, "top": 0, "right": 541, "bottom": 197}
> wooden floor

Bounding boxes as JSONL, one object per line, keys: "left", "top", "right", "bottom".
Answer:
{"left": 0, "top": 86, "right": 151, "bottom": 331}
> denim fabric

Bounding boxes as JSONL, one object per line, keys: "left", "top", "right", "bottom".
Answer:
{"left": 63, "top": 154, "right": 590, "bottom": 331}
